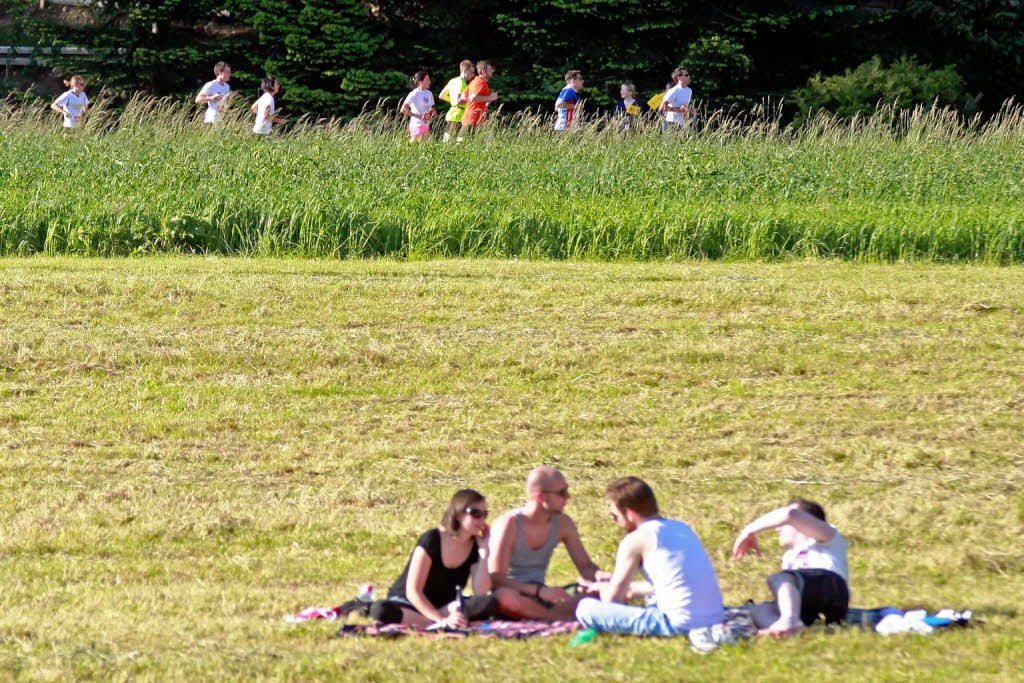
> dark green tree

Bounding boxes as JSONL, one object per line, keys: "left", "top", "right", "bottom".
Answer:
{"left": 16, "top": 1, "right": 239, "bottom": 96}
{"left": 229, "top": 0, "right": 406, "bottom": 113}
{"left": 896, "top": 0, "right": 1024, "bottom": 106}
{"left": 6, "top": 0, "right": 1020, "bottom": 117}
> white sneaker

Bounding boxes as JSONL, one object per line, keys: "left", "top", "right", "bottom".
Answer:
{"left": 688, "top": 623, "right": 737, "bottom": 654}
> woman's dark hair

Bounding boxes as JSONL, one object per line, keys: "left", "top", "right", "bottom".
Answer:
{"left": 441, "top": 489, "right": 485, "bottom": 534}
{"left": 261, "top": 77, "right": 277, "bottom": 93}
{"left": 790, "top": 498, "right": 826, "bottom": 522}
{"left": 410, "top": 71, "right": 429, "bottom": 87}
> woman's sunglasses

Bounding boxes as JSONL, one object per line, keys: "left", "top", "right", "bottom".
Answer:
{"left": 464, "top": 508, "right": 489, "bottom": 519}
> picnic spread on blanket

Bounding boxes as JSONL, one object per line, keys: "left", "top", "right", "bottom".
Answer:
{"left": 285, "top": 602, "right": 977, "bottom": 640}
{"left": 282, "top": 474, "right": 982, "bottom": 652}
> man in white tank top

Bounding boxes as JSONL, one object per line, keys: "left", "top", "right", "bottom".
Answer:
{"left": 488, "top": 467, "right": 604, "bottom": 620}
{"left": 576, "top": 477, "right": 726, "bottom": 636}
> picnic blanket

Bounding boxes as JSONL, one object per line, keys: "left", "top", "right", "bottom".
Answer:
{"left": 285, "top": 603, "right": 975, "bottom": 639}
{"left": 334, "top": 620, "right": 581, "bottom": 640}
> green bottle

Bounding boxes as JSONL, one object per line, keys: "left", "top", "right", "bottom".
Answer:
{"left": 569, "top": 627, "right": 597, "bottom": 648}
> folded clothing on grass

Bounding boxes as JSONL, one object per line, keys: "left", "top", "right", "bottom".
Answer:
{"left": 866, "top": 608, "right": 975, "bottom": 635}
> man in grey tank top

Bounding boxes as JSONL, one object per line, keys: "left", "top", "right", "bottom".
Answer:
{"left": 488, "top": 467, "right": 605, "bottom": 620}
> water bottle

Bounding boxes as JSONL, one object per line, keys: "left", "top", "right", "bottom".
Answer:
{"left": 568, "top": 627, "right": 597, "bottom": 648}
{"left": 357, "top": 583, "right": 376, "bottom": 603}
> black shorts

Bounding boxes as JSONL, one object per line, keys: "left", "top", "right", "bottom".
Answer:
{"left": 770, "top": 569, "right": 849, "bottom": 626}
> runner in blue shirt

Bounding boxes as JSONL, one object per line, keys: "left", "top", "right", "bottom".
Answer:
{"left": 554, "top": 70, "right": 583, "bottom": 131}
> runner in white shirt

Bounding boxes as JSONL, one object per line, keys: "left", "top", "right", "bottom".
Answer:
{"left": 195, "top": 61, "right": 232, "bottom": 124}
{"left": 401, "top": 71, "right": 436, "bottom": 143}
{"left": 732, "top": 498, "right": 851, "bottom": 637}
{"left": 51, "top": 75, "right": 89, "bottom": 129}
{"left": 660, "top": 67, "right": 693, "bottom": 133}
{"left": 251, "top": 77, "right": 287, "bottom": 135}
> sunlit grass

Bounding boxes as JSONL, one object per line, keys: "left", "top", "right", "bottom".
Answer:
{"left": 1, "top": 96, "right": 1022, "bottom": 261}
{"left": 0, "top": 257, "right": 1022, "bottom": 679}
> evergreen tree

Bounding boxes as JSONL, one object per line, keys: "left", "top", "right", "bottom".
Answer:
{"left": 230, "top": 0, "right": 405, "bottom": 113}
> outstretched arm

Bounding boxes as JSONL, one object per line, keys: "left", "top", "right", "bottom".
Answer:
{"left": 732, "top": 505, "right": 834, "bottom": 560}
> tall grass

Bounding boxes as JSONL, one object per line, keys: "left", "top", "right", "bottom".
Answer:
{"left": 1, "top": 94, "right": 1022, "bottom": 261}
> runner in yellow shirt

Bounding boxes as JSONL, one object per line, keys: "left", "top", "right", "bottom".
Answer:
{"left": 439, "top": 60, "right": 476, "bottom": 143}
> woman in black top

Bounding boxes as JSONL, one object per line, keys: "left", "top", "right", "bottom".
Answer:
{"left": 369, "top": 489, "right": 495, "bottom": 627}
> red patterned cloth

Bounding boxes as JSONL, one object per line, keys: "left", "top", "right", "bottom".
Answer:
{"left": 333, "top": 620, "right": 582, "bottom": 640}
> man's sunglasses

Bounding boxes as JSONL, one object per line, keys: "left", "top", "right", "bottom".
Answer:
{"left": 543, "top": 488, "right": 570, "bottom": 498}
{"left": 464, "top": 508, "right": 489, "bottom": 519}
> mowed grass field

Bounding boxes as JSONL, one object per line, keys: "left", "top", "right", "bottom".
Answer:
{"left": 1, "top": 257, "right": 1022, "bottom": 680}
{"left": 2, "top": 98, "right": 1024, "bottom": 262}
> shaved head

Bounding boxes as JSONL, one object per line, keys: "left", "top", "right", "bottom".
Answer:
{"left": 526, "top": 466, "right": 564, "bottom": 495}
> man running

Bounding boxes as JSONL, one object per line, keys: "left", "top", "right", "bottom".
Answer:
{"left": 554, "top": 70, "right": 583, "bottom": 131}
{"left": 439, "top": 60, "right": 476, "bottom": 143}
{"left": 195, "top": 61, "right": 233, "bottom": 124}
{"left": 460, "top": 60, "right": 498, "bottom": 139}
{"left": 660, "top": 67, "right": 693, "bottom": 133}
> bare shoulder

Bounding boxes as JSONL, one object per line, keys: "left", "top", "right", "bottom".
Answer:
{"left": 622, "top": 525, "right": 649, "bottom": 553}
{"left": 557, "top": 513, "right": 580, "bottom": 539}
{"left": 491, "top": 510, "right": 518, "bottom": 539}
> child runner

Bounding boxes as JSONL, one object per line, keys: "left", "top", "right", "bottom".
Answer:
{"left": 195, "top": 61, "right": 232, "bottom": 124}
{"left": 438, "top": 60, "right": 475, "bottom": 143}
{"left": 460, "top": 60, "right": 498, "bottom": 140}
{"left": 401, "top": 71, "right": 436, "bottom": 143}
{"left": 731, "top": 499, "right": 850, "bottom": 637}
{"left": 553, "top": 70, "right": 583, "bottom": 131}
{"left": 660, "top": 67, "right": 693, "bottom": 133}
{"left": 251, "top": 77, "right": 287, "bottom": 135}
{"left": 51, "top": 75, "right": 89, "bottom": 129}
{"left": 615, "top": 82, "right": 650, "bottom": 131}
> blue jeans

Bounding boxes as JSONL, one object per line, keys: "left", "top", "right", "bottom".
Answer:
{"left": 575, "top": 597, "right": 681, "bottom": 637}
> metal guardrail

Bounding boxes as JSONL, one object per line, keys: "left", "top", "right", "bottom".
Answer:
{"left": 1, "top": 46, "right": 92, "bottom": 55}
{"left": 39, "top": 0, "right": 96, "bottom": 7}
{"left": 1, "top": 45, "right": 95, "bottom": 66}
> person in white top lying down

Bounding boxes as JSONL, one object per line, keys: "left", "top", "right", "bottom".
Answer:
{"left": 732, "top": 498, "right": 850, "bottom": 637}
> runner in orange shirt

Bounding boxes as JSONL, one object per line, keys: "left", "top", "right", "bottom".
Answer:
{"left": 460, "top": 60, "right": 498, "bottom": 139}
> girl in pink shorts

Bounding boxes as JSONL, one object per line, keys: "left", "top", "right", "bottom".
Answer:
{"left": 402, "top": 71, "right": 436, "bottom": 142}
